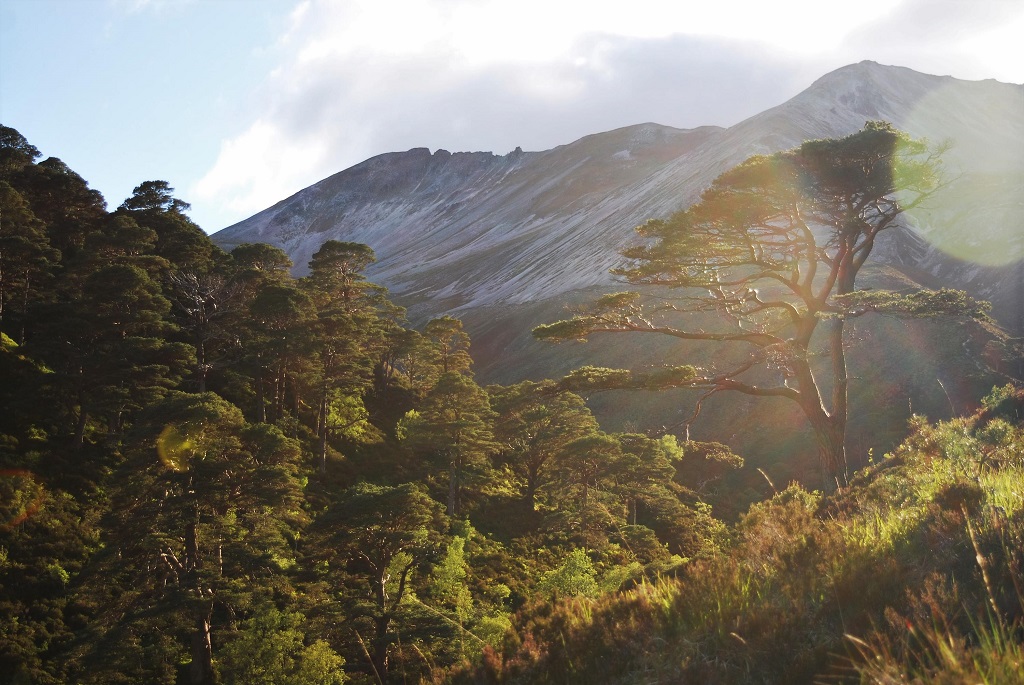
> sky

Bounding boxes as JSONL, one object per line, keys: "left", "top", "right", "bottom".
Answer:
{"left": 2, "top": 0, "right": 1022, "bottom": 234}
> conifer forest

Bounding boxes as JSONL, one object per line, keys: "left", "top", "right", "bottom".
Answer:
{"left": 1, "top": 123, "right": 1022, "bottom": 684}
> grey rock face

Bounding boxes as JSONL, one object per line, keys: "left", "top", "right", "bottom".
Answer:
{"left": 212, "top": 61, "right": 1023, "bottom": 330}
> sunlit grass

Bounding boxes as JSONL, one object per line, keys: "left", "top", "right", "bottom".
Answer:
{"left": 458, "top": 387, "right": 1024, "bottom": 684}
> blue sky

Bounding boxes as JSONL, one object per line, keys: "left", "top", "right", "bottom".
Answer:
{"left": 2, "top": 0, "right": 1022, "bottom": 233}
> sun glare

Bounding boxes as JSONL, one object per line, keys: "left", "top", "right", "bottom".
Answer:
{"left": 901, "top": 82, "right": 1024, "bottom": 267}
{"left": 959, "top": 13, "right": 1024, "bottom": 84}
{"left": 156, "top": 424, "right": 197, "bottom": 472}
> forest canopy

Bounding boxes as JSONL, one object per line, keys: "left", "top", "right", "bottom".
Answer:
{"left": 1, "top": 124, "right": 1021, "bottom": 685}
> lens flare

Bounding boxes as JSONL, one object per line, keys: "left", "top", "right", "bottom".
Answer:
{"left": 899, "top": 82, "right": 1024, "bottom": 267}
{"left": 156, "top": 424, "right": 197, "bottom": 472}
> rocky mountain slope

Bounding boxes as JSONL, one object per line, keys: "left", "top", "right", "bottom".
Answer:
{"left": 212, "top": 60, "right": 1022, "bottom": 483}
{"left": 213, "top": 61, "right": 1023, "bottom": 329}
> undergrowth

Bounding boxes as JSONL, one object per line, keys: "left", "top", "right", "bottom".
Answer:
{"left": 449, "top": 385, "right": 1024, "bottom": 684}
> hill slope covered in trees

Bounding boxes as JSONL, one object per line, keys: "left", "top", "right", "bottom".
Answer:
{"left": 1, "top": 123, "right": 1022, "bottom": 685}
{"left": 210, "top": 60, "right": 1024, "bottom": 500}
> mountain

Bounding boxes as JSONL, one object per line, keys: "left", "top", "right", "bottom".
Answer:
{"left": 212, "top": 61, "right": 1023, "bottom": 329}
{"left": 212, "top": 62, "right": 1023, "bottom": 482}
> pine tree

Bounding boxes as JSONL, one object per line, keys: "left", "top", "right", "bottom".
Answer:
{"left": 399, "top": 373, "right": 498, "bottom": 516}
{"left": 489, "top": 381, "right": 598, "bottom": 511}
{"left": 536, "top": 122, "right": 985, "bottom": 487}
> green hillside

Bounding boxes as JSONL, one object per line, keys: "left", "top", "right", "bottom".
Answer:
{"left": 1, "top": 123, "right": 1021, "bottom": 685}
{"left": 452, "top": 385, "right": 1024, "bottom": 684}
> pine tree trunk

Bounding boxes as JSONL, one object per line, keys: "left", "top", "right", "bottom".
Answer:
{"left": 372, "top": 614, "right": 390, "bottom": 681}
{"left": 809, "top": 413, "right": 847, "bottom": 490}
{"left": 186, "top": 505, "right": 214, "bottom": 684}
{"left": 447, "top": 459, "right": 458, "bottom": 516}
{"left": 256, "top": 373, "right": 266, "bottom": 423}
{"left": 19, "top": 271, "right": 30, "bottom": 345}
{"left": 320, "top": 430, "right": 329, "bottom": 475}
{"left": 189, "top": 607, "right": 215, "bottom": 685}
{"left": 370, "top": 574, "right": 391, "bottom": 681}
{"left": 827, "top": 316, "right": 850, "bottom": 482}
{"left": 74, "top": 382, "right": 88, "bottom": 449}
{"left": 195, "top": 332, "right": 207, "bottom": 393}
{"left": 525, "top": 471, "right": 538, "bottom": 512}
{"left": 790, "top": 338, "right": 848, "bottom": 490}
{"left": 185, "top": 505, "right": 201, "bottom": 571}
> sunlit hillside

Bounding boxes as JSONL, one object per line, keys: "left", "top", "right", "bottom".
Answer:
{"left": 1, "top": 109, "right": 1021, "bottom": 685}
{"left": 452, "top": 386, "right": 1024, "bottom": 684}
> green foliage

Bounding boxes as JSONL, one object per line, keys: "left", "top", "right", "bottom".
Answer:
{"left": 230, "top": 243, "right": 293, "bottom": 297}
{"left": 489, "top": 381, "right": 599, "bottom": 510}
{"left": 0, "top": 124, "right": 41, "bottom": 176}
{"left": 558, "top": 365, "right": 632, "bottom": 390}
{"left": 0, "top": 181, "right": 56, "bottom": 341}
{"left": 218, "top": 607, "right": 346, "bottom": 685}
{"left": 532, "top": 316, "right": 600, "bottom": 342}
{"left": 979, "top": 383, "right": 1024, "bottom": 428}
{"left": 556, "top": 365, "right": 697, "bottom": 392}
{"left": 592, "top": 291, "right": 641, "bottom": 313}
{"left": 454, "top": 395, "right": 1024, "bottom": 684}
{"left": 834, "top": 287, "right": 992, "bottom": 320}
{"left": 310, "top": 481, "right": 448, "bottom": 680}
{"left": 429, "top": 525, "right": 516, "bottom": 661}
{"left": 675, "top": 441, "right": 744, "bottom": 494}
{"left": 4, "top": 124, "right": 1019, "bottom": 685}
{"left": 325, "top": 391, "right": 380, "bottom": 444}
{"left": 424, "top": 315, "right": 473, "bottom": 375}
{"left": 399, "top": 372, "right": 498, "bottom": 516}
{"left": 539, "top": 549, "right": 599, "bottom": 598}
{"left": 118, "top": 180, "right": 189, "bottom": 214}
{"left": 432, "top": 537, "right": 473, "bottom": 620}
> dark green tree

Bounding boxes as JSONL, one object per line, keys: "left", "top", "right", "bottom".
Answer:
{"left": 244, "top": 283, "right": 316, "bottom": 423}
{"left": 118, "top": 181, "right": 218, "bottom": 272}
{"left": 0, "top": 464, "right": 99, "bottom": 684}
{"left": 87, "top": 392, "right": 308, "bottom": 685}
{"left": 424, "top": 315, "right": 473, "bottom": 376}
{"left": 35, "top": 262, "right": 189, "bottom": 446}
{"left": 489, "top": 381, "right": 599, "bottom": 511}
{"left": 229, "top": 243, "right": 292, "bottom": 296}
{"left": 550, "top": 432, "right": 624, "bottom": 540}
{"left": 375, "top": 327, "right": 436, "bottom": 396}
{"left": 118, "top": 179, "right": 191, "bottom": 214}
{"left": 165, "top": 270, "right": 239, "bottom": 393}
{"left": 81, "top": 213, "right": 163, "bottom": 272}
{"left": 674, "top": 440, "right": 744, "bottom": 496}
{"left": 11, "top": 157, "right": 107, "bottom": 259}
{"left": 0, "top": 124, "right": 41, "bottom": 178}
{"left": 304, "top": 240, "right": 381, "bottom": 311}
{"left": 612, "top": 433, "right": 681, "bottom": 526}
{"left": 0, "top": 182, "right": 57, "bottom": 343}
{"left": 303, "top": 241, "right": 393, "bottom": 471}
{"left": 312, "top": 482, "right": 446, "bottom": 681}
{"left": 535, "top": 122, "right": 984, "bottom": 487}
{"left": 399, "top": 372, "right": 498, "bottom": 516}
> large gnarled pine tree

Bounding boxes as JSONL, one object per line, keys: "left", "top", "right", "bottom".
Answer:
{"left": 536, "top": 122, "right": 987, "bottom": 487}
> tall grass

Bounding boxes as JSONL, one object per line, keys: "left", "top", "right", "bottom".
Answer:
{"left": 449, "top": 386, "right": 1024, "bottom": 684}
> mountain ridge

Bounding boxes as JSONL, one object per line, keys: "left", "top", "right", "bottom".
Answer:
{"left": 212, "top": 60, "right": 1022, "bottom": 329}
{"left": 211, "top": 60, "right": 1022, "bottom": 485}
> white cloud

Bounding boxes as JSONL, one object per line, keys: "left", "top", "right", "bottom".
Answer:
{"left": 194, "top": 0, "right": 1024, "bottom": 229}
{"left": 958, "top": 12, "right": 1024, "bottom": 83}
{"left": 839, "top": 0, "right": 1024, "bottom": 83}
